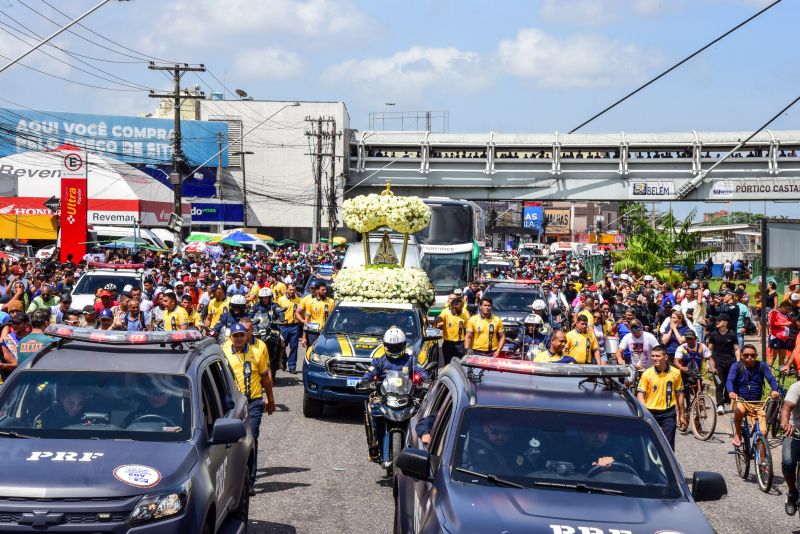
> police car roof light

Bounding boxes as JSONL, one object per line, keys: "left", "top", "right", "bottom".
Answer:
{"left": 460, "top": 355, "right": 632, "bottom": 379}
{"left": 87, "top": 261, "right": 145, "bottom": 272}
{"left": 45, "top": 325, "right": 203, "bottom": 345}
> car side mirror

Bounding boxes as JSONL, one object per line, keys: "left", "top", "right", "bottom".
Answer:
{"left": 396, "top": 447, "right": 432, "bottom": 482}
{"left": 423, "top": 327, "right": 442, "bottom": 342}
{"left": 691, "top": 471, "right": 727, "bottom": 501}
{"left": 305, "top": 322, "right": 321, "bottom": 334}
{"left": 209, "top": 417, "right": 246, "bottom": 445}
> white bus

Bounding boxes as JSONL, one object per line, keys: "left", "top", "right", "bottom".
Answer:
{"left": 416, "top": 198, "right": 485, "bottom": 316}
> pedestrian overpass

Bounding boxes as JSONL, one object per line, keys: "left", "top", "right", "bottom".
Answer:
{"left": 347, "top": 130, "right": 800, "bottom": 201}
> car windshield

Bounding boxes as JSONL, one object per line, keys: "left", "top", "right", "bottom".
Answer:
{"left": 73, "top": 274, "right": 142, "bottom": 295}
{"left": 452, "top": 408, "right": 682, "bottom": 499}
{"left": 0, "top": 371, "right": 192, "bottom": 442}
{"left": 487, "top": 290, "right": 542, "bottom": 312}
{"left": 421, "top": 252, "right": 471, "bottom": 293}
{"left": 324, "top": 307, "right": 419, "bottom": 340}
{"left": 479, "top": 263, "right": 512, "bottom": 275}
{"left": 303, "top": 272, "right": 335, "bottom": 296}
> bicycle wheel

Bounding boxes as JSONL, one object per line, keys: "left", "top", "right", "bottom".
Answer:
{"left": 735, "top": 441, "right": 750, "bottom": 479}
{"left": 754, "top": 434, "right": 773, "bottom": 493}
{"left": 691, "top": 393, "right": 717, "bottom": 441}
{"left": 765, "top": 398, "right": 783, "bottom": 439}
{"left": 678, "top": 394, "right": 691, "bottom": 435}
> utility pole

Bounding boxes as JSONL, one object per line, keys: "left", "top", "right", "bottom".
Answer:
{"left": 315, "top": 117, "right": 323, "bottom": 246}
{"left": 148, "top": 62, "right": 205, "bottom": 244}
{"left": 216, "top": 132, "right": 224, "bottom": 233}
{"left": 305, "top": 116, "right": 337, "bottom": 247}
{"left": 327, "top": 118, "right": 337, "bottom": 247}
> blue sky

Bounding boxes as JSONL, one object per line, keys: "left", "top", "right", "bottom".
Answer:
{"left": 0, "top": 0, "right": 796, "bottom": 219}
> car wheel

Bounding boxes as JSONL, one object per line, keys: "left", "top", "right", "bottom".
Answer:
{"left": 303, "top": 390, "right": 324, "bottom": 418}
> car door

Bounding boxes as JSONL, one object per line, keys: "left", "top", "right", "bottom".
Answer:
{"left": 200, "top": 368, "right": 234, "bottom": 526}
{"left": 207, "top": 359, "right": 247, "bottom": 509}
{"left": 411, "top": 385, "right": 454, "bottom": 533}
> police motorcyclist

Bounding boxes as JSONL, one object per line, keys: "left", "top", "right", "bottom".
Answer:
{"left": 213, "top": 294, "right": 249, "bottom": 337}
{"left": 250, "top": 287, "right": 284, "bottom": 321}
{"left": 516, "top": 313, "right": 550, "bottom": 359}
{"left": 360, "top": 327, "right": 428, "bottom": 460}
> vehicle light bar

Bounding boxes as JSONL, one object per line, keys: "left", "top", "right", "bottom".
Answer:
{"left": 45, "top": 325, "right": 203, "bottom": 345}
{"left": 87, "top": 261, "right": 145, "bottom": 270}
{"left": 461, "top": 355, "right": 633, "bottom": 378}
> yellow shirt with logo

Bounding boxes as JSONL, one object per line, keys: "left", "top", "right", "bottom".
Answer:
{"left": 162, "top": 306, "right": 189, "bottom": 331}
{"left": 439, "top": 307, "right": 471, "bottom": 343}
{"left": 206, "top": 297, "right": 229, "bottom": 328}
{"left": 533, "top": 350, "right": 571, "bottom": 364}
{"left": 466, "top": 314, "right": 504, "bottom": 352}
{"left": 306, "top": 297, "right": 335, "bottom": 326}
{"left": 184, "top": 309, "right": 203, "bottom": 329}
{"left": 277, "top": 295, "right": 302, "bottom": 325}
{"left": 638, "top": 365, "right": 684, "bottom": 411}
{"left": 247, "top": 283, "right": 261, "bottom": 301}
{"left": 298, "top": 294, "right": 314, "bottom": 321}
{"left": 223, "top": 342, "right": 267, "bottom": 400}
{"left": 272, "top": 282, "right": 287, "bottom": 301}
{"left": 565, "top": 329, "right": 599, "bottom": 364}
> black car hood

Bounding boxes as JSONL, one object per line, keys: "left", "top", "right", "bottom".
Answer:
{"left": 441, "top": 484, "right": 712, "bottom": 533}
{"left": 0, "top": 438, "right": 198, "bottom": 498}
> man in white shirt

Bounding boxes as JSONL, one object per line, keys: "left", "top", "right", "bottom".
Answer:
{"left": 679, "top": 285, "right": 707, "bottom": 342}
{"left": 615, "top": 320, "right": 660, "bottom": 368}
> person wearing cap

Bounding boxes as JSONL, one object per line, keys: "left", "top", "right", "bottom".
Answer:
{"left": 435, "top": 290, "right": 470, "bottom": 365}
{"left": 16, "top": 309, "right": 55, "bottom": 365}
{"left": 465, "top": 297, "right": 505, "bottom": 357}
{"left": 707, "top": 315, "right": 740, "bottom": 414}
{"left": 204, "top": 283, "right": 230, "bottom": 330}
{"left": 785, "top": 279, "right": 800, "bottom": 303}
{"left": 615, "top": 318, "right": 659, "bottom": 368}
{"left": 564, "top": 313, "right": 600, "bottom": 364}
{"left": 93, "top": 289, "right": 118, "bottom": 315}
{"left": 277, "top": 283, "right": 303, "bottom": 373}
{"left": 223, "top": 321, "right": 275, "bottom": 492}
{"left": 674, "top": 328, "right": 715, "bottom": 383}
{"left": 97, "top": 308, "right": 115, "bottom": 330}
{"left": 49, "top": 292, "right": 72, "bottom": 325}
{"left": 78, "top": 305, "right": 96, "bottom": 328}
{"left": 27, "top": 283, "right": 58, "bottom": 314}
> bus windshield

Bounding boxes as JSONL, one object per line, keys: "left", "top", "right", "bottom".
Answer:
{"left": 421, "top": 252, "right": 471, "bottom": 293}
{"left": 414, "top": 204, "right": 473, "bottom": 245}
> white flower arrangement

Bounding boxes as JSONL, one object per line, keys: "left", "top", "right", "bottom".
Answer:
{"left": 342, "top": 194, "right": 431, "bottom": 234}
{"left": 333, "top": 266, "right": 434, "bottom": 307}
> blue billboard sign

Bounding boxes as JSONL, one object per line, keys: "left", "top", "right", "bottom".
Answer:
{"left": 190, "top": 202, "right": 244, "bottom": 224}
{"left": 0, "top": 108, "right": 228, "bottom": 167}
{"left": 523, "top": 205, "right": 543, "bottom": 230}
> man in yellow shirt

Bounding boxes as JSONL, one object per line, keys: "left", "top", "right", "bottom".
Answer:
{"left": 637, "top": 345, "right": 686, "bottom": 450}
{"left": 270, "top": 274, "right": 287, "bottom": 302}
{"left": 465, "top": 297, "right": 505, "bottom": 357}
{"left": 296, "top": 283, "right": 318, "bottom": 324}
{"left": 278, "top": 283, "right": 303, "bottom": 373}
{"left": 161, "top": 291, "right": 189, "bottom": 331}
{"left": 245, "top": 277, "right": 260, "bottom": 306}
{"left": 533, "top": 330, "right": 577, "bottom": 364}
{"left": 222, "top": 323, "right": 274, "bottom": 491}
{"left": 204, "top": 283, "right": 230, "bottom": 330}
{"left": 303, "top": 283, "right": 335, "bottom": 350}
{"left": 434, "top": 290, "right": 470, "bottom": 364}
{"left": 564, "top": 314, "right": 600, "bottom": 364}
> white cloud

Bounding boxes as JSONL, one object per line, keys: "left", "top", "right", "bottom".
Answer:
{"left": 231, "top": 48, "right": 304, "bottom": 81}
{"left": 539, "top": 0, "right": 673, "bottom": 26}
{"left": 0, "top": 31, "right": 72, "bottom": 77}
{"left": 497, "top": 28, "right": 658, "bottom": 88}
{"left": 324, "top": 46, "right": 489, "bottom": 98}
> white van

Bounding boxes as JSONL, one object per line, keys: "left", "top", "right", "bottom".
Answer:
{"left": 91, "top": 225, "right": 167, "bottom": 250}
{"left": 150, "top": 228, "right": 175, "bottom": 251}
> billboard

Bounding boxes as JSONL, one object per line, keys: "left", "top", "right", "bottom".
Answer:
{"left": 190, "top": 202, "right": 244, "bottom": 224}
{"left": 544, "top": 208, "right": 571, "bottom": 234}
{"left": 522, "top": 205, "right": 543, "bottom": 230}
{"left": 0, "top": 108, "right": 228, "bottom": 167}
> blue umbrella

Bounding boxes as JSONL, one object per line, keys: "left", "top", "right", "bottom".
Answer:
{"left": 223, "top": 230, "right": 257, "bottom": 243}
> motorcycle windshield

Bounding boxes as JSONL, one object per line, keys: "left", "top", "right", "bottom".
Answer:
{"left": 381, "top": 370, "right": 412, "bottom": 395}
{"left": 252, "top": 312, "right": 271, "bottom": 329}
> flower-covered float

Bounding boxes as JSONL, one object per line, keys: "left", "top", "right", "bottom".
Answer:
{"left": 335, "top": 183, "right": 434, "bottom": 307}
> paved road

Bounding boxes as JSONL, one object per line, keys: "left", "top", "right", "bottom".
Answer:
{"left": 248, "top": 369, "right": 392, "bottom": 534}
{"left": 248, "top": 367, "right": 798, "bottom": 534}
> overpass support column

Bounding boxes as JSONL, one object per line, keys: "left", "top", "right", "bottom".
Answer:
{"left": 485, "top": 133, "right": 495, "bottom": 174}
{"left": 618, "top": 135, "right": 629, "bottom": 175}
{"left": 551, "top": 134, "right": 562, "bottom": 175}
{"left": 768, "top": 137, "right": 780, "bottom": 175}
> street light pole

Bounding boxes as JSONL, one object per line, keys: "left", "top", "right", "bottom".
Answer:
{"left": 231, "top": 151, "right": 254, "bottom": 229}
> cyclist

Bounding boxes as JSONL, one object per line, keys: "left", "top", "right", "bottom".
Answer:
{"left": 674, "top": 329, "right": 716, "bottom": 376}
{"left": 780, "top": 379, "right": 800, "bottom": 516}
{"left": 727, "top": 344, "right": 780, "bottom": 448}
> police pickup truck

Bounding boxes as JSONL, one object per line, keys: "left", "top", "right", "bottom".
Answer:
{"left": 302, "top": 301, "right": 441, "bottom": 418}
{"left": 0, "top": 327, "right": 253, "bottom": 533}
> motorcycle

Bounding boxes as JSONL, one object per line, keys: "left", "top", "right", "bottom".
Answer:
{"left": 251, "top": 311, "right": 286, "bottom": 380}
{"left": 358, "top": 370, "right": 424, "bottom": 476}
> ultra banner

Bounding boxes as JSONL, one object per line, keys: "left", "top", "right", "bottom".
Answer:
{"left": 59, "top": 147, "right": 87, "bottom": 263}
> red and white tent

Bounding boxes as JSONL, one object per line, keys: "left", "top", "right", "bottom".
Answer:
{"left": 0, "top": 145, "right": 190, "bottom": 227}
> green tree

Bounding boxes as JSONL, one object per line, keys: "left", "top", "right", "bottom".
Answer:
{"left": 614, "top": 208, "right": 711, "bottom": 282}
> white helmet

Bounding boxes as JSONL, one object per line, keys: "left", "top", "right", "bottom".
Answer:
{"left": 258, "top": 287, "right": 273, "bottom": 298}
{"left": 524, "top": 314, "right": 544, "bottom": 326}
{"left": 382, "top": 326, "right": 407, "bottom": 360}
{"left": 230, "top": 294, "right": 247, "bottom": 306}
{"left": 531, "top": 299, "right": 546, "bottom": 311}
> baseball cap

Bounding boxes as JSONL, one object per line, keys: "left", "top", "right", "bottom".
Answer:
{"left": 82, "top": 305, "right": 95, "bottom": 315}
{"left": 100, "top": 290, "right": 112, "bottom": 297}
{"left": 684, "top": 329, "right": 697, "bottom": 339}
{"left": 123, "top": 284, "right": 133, "bottom": 293}
{"left": 791, "top": 293, "right": 800, "bottom": 303}
{"left": 230, "top": 322, "right": 247, "bottom": 335}
{"left": 174, "top": 280, "right": 185, "bottom": 287}
{"left": 211, "top": 282, "right": 225, "bottom": 291}
{"left": 98, "top": 309, "right": 113, "bottom": 320}
{"left": 60, "top": 293, "right": 72, "bottom": 303}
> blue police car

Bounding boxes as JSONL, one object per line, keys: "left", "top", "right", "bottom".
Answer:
{"left": 0, "top": 326, "right": 253, "bottom": 533}
{"left": 394, "top": 357, "right": 727, "bottom": 534}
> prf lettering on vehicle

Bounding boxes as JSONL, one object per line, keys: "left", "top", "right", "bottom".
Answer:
{"left": 550, "top": 526, "right": 634, "bottom": 534}
{"left": 26, "top": 451, "right": 104, "bottom": 462}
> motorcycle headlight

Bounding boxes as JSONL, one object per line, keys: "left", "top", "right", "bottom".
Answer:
{"left": 386, "top": 395, "right": 409, "bottom": 408}
{"left": 128, "top": 481, "right": 191, "bottom": 526}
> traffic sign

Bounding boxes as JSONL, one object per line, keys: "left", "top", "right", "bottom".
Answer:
{"left": 43, "top": 196, "right": 60, "bottom": 213}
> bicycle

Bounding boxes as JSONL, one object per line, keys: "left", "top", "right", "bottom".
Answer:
{"left": 678, "top": 370, "right": 717, "bottom": 441}
{"left": 731, "top": 400, "right": 773, "bottom": 493}
{"left": 765, "top": 369, "right": 794, "bottom": 439}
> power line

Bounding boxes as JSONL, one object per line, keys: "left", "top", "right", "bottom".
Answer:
{"left": 569, "top": 0, "right": 784, "bottom": 133}
{"left": 0, "top": 51, "right": 141, "bottom": 91}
